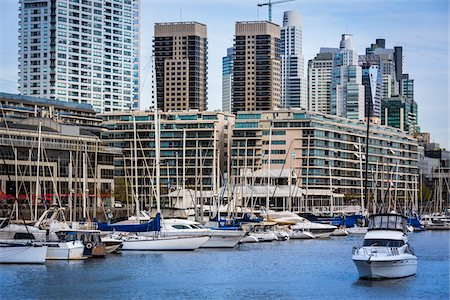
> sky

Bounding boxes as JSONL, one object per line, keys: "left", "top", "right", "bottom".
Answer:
{"left": 0, "top": 0, "right": 448, "bottom": 148}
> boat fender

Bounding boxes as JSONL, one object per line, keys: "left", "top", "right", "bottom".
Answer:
{"left": 86, "top": 242, "right": 93, "bottom": 249}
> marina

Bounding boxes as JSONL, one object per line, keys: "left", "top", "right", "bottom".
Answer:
{"left": 1, "top": 230, "right": 448, "bottom": 299}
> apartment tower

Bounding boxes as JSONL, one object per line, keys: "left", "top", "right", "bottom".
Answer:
{"left": 18, "top": 0, "right": 141, "bottom": 113}
{"left": 232, "top": 21, "right": 281, "bottom": 113}
{"left": 280, "top": 10, "right": 306, "bottom": 109}
{"left": 307, "top": 48, "right": 338, "bottom": 114}
{"left": 154, "top": 22, "right": 208, "bottom": 112}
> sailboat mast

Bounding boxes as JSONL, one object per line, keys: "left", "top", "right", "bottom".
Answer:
{"left": 133, "top": 113, "right": 140, "bottom": 223}
{"left": 266, "top": 127, "right": 272, "bottom": 213}
{"left": 34, "top": 121, "right": 42, "bottom": 221}
{"left": 363, "top": 103, "right": 370, "bottom": 214}
{"left": 183, "top": 129, "right": 186, "bottom": 212}
{"left": 154, "top": 108, "right": 161, "bottom": 214}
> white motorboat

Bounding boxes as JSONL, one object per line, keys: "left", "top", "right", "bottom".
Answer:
{"left": 120, "top": 235, "right": 210, "bottom": 251}
{"left": 289, "top": 227, "right": 315, "bottom": 239}
{"left": 347, "top": 225, "right": 368, "bottom": 235}
{"left": 240, "top": 223, "right": 278, "bottom": 242}
{"left": 155, "top": 219, "right": 245, "bottom": 248}
{"left": 0, "top": 243, "right": 48, "bottom": 264}
{"left": 331, "top": 227, "right": 349, "bottom": 236}
{"left": 420, "top": 214, "right": 450, "bottom": 230}
{"left": 240, "top": 235, "right": 259, "bottom": 243}
{"left": 352, "top": 214, "right": 417, "bottom": 279}
{"left": 39, "top": 240, "right": 85, "bottom": 260}
{"left": 291, "top": 217, "right": 337, "bottom": 239}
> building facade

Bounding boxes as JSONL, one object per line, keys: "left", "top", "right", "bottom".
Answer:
{"left": 0, "top": 94, "right": 118, "bottom": 220}
{"left": 18, "top": 0, "right": 141, "bottom": 113}
{"left": 280, "top": 10, "right": 306, "bottom": 109}
{"left": 330, "top": 34, "right": 365, "bottom": 120}
{"left": 100, "top": 110, "right": 234, "bottom": 209}
{"left": 222, "top": 47, "right": 233, "bottom": 113}
{"left": 381, "top": 96, "right": 418, "bottom": 134}
{"left": 231, "top": 109, "right": 419, "bottom": 212}
{"left": 232, "top": 21, "right": 281, "bottom": 113}
{"left": 307, "top": 48, "right": 338, "bottom": 114}
{"left": 154, "top": 22, "right": 208, "bottom": 112}
{"left": 359, "top": 57, "right": 382, "bottom": 118}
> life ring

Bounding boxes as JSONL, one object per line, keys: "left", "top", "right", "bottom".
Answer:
{"left": 86, "top": 243, "right": 93, "bottom": 249}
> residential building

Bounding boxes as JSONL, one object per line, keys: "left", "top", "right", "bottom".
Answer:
{"left": 231, "top": 109, "right": 419, "bottom": 212}
{"left": 222, "top": 47, "right": 233, "bottom": 113}
{"left": 0, "top": 95, "right": 118, "bottom": 219}
{"left": 18, "top": 0, "right": 141, "bottom": 113}
{"left": 330, "top": 34, "right": 365, "bottom": 120}
{"left": 232, "top": 21, "right": 281, "bottom": 113}
{"left": 280, "top": 10, "right": 306, "bottom": 109}
{"left": 100, "top": 110, "right": 234, "bottom": 209}
{"left": 154, "top": 22, "right": 208, "bottom": 112}
{"left": 307, "top": 48, "right": 338, "bottom": 114}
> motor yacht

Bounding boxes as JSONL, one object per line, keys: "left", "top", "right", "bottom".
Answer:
{"left": 155, "top": 219, "right": 246, "bottom": 248}
{"left": 352, "top": 214, "right": 417, "bottom": 279}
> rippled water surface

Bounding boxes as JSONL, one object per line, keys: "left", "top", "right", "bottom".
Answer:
{"left": 1, "top": 231, "right": 449, "bottom": 299}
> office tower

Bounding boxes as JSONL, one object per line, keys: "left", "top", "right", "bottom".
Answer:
{"left": 222, "top": 47, "right": 233, "bottom": 113}
{"left": 18, "top": 0, "right": 141, "bottom": 113}
{"left": 366, "top": 39, "right": 400, "bottom": 99}
{"left": 232, "top": 21, "right": 281, "bottom": 113}
{"left": 359, "top": 55, "right": 382, "bottom": 118}
{"left": 154, "top": 22, "right": 208, "bottom": 112}
{"left": 307, "top": 48, "right": 338, "bottom": 114}
{"left": 401, "top": 74, "right": 414, "bottom": 100}
{"left": 382, "top": 96, "right": 418, "bottom": 134}
{"left": 330, "top": 34, "right": 365, "bottom": 120}
{"left": 280, "top": 10, "right": 306, "bottom": 109}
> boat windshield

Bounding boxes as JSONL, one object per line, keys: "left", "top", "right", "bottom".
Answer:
{"left": 368, "top": 215, "right": 406, "bottom": 231}
{"left": 363, "top": 239, "right": 405, "bottom": 247}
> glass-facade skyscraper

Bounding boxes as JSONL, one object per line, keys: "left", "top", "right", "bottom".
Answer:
{"left": 280, "top": 10, "right": 306, "bottom": 109}
{"left": 222, "top": 47, "right": 233, "bottom": 113}
{"left": 330, "top": 34, "right": 365, "bottom": 120}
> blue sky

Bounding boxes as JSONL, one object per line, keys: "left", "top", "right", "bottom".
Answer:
{"left": 0, "top": 0, "right": 448, "bottom": 148}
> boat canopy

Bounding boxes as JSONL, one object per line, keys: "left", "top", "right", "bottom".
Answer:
{"left": 368, "top": 214, "right": 407, "bottom": 232}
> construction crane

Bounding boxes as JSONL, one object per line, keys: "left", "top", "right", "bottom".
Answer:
{"left": 257, "top": 0, "right": 296, "bottom": 22}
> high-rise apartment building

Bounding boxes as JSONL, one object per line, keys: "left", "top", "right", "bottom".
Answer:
{"left": 154, "top": 22, "right": 208, "bottom": 112}
{"left": 18, "top": 0, "right": 140, "bottom": 113}
{"left": 222, "top": 47, "right": 233, "bottom": 113}
{"left": 307, "top": 48, "right": 338, "bottom": 114}
{"left": 232, "top": 21, "right": 281, "bottom": 113}
{"left": 330, "top": 34, "right": 365, "bottom": 120}
{"left": 280, "top": 10, "right": 306, "bottom": 109}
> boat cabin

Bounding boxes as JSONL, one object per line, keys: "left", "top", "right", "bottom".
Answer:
{"left": 368, "top": 214, "right": 407, "bottom": 233}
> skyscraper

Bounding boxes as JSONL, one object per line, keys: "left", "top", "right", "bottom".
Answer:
{"left": 280, "top": 10, "right": 306, "bottom": 109}
{"left": 154, "top": 22, "right": 208, "bottom": 112}
{"left": 222, "top": 47, "right": 233, "bottom": 113}
{"left": 18, "top": 0, "right": 141, "bottom": 113}
{"left": 232, "top": 21, "right": 281, "bottom": 113}
{"left": 307, "top": 48, "right": 338, "bottom": 114}
{"left": 330, "top": 34, "right": 365, "bottom": 120}
{"left": 359, "top": 55, "right": 382, "bottom": 118}
{"left": 366, "top": 39, "right": 400, "bottom": 99}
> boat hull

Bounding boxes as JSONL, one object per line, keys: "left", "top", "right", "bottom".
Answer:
{"left": 122, "top": 236, "right": 209, "bottom": 251}
{"left": 289, "top": 230, "right": 315, "bottom": 239}
{"left": 202, "top": 231, "right": 245, "bottom": 248}
{"left": 353, "top": 257, "right": 417, "bottom": 279}
{"left": 0, "top": 244, "right": 47, "bottom": 264}
{"left": 42, "top": 242, "right": 85, "bottom": 260}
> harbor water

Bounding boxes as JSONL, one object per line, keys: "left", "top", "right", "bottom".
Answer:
{"left": 1, "top": 231, "right": 449, "bottom": 299}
